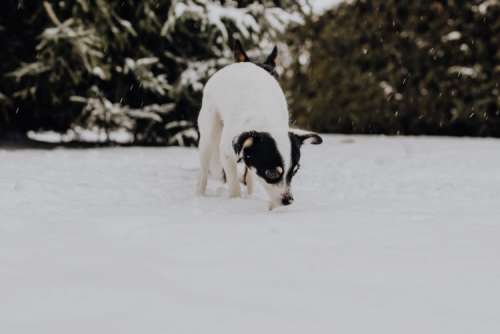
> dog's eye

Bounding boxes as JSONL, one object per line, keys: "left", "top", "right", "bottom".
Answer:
{"left": 265, "top": 169, "right": 281, "bottom": 181}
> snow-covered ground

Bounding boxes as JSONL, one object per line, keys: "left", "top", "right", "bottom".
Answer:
{"left": 1, "top": 135, "right": 499, "bottom": 333}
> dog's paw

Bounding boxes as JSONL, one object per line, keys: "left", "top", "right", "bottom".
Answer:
{"left": 228, "top": 183, "right": 241, "bottom": 198}
{"left": 228, "top": 191, "right": 241, "bottom": 198}
{"left": 215, "top": 186, "right": 226, "bottom": 196}
{"left": 268, "top": 201, "right": 280, "bottom": 211}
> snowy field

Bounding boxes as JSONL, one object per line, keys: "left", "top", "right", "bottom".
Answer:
{"left": 1, "top": 135, "right": 500, "bottom": 333}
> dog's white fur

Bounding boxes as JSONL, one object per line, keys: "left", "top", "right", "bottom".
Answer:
{"left": 197, "top": 62, "right": 291, "bottom": 208}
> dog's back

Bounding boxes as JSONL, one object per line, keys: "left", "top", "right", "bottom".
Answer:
{"left": 202, "top": 62, "right": 289, "bottom": 133}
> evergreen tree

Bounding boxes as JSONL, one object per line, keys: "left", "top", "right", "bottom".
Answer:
{"left": 286, "top": 0, "right": 500, "bottom": 136}
{"left": 1, "top": 0, "right": 302, "bottom": 144}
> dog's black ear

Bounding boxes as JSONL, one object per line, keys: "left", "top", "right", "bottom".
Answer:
{"left": 289, "top": 129, "right": 323, "bottom": 146}
{"left": 264, "top": 45, "right": 278, "bottom": 67}
{"left": 233, "top": 131, "right": 255, "bottom": 155}
{"left": 234, "top": 39, "right": 250, "bottom": 62}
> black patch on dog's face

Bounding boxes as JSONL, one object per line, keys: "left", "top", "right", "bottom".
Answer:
{"left": 233, "top": 131, "right": 284, "bottom": 184}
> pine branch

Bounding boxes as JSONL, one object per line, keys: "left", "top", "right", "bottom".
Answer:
{"left": 43, "top": 1, "right": 62, "bottom": 26}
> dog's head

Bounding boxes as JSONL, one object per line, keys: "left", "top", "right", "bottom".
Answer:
{"left": 233, "top": 39, "right": 278, "bottom": 78}
{"left": 233, "top": 129, "right": 323, "bottom": 210}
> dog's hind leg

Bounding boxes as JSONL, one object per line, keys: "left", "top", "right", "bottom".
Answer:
{"left": 196, "top": 99, "right": 221, "bottom": 195}
{"left": 209, "top": 126, "right": 224, "bottom": 183}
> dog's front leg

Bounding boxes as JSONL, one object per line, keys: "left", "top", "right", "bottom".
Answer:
{"left": 245, "top": 168, "right": 255, "bottom": 196}
{"left": 221, "top": 155, "right": 241, "bottom": 198}
{"left": 196, "top": 148, "right": 210, "bottom": 196}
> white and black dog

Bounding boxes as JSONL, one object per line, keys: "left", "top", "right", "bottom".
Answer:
{"left": 196, "top": 41, "right": 322, "bottom": 210}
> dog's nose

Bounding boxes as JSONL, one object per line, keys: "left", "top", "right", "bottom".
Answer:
{"left": 281, "top": 194, "right": 294, "bottom": 206}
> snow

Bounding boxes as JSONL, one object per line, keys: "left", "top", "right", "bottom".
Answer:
{"left": 178, "top": 59, "right": 219, "bottom": 92}
{"left": 448, "top": 65, "right": 480, "bottom": 78}
{"left": 442, "top": 31, "right": 462, "bottom": 42}
{"left": 311, "top": 0, "right": 345, "bottom": 14}
{"left": 1, "top": 135, "right": 500, "bottom": 333}
{"left": 477, "top": 0, "right": 499, "bottom": 14}
{"left": 162, "top": 1, "right": 300, "bottom": 39}
{"left": 27, "top": 128, "right": 134, "bottom": 144}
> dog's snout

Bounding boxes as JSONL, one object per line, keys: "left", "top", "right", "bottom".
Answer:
{"left": 281, "top": 194, "right": 294, "bottom": 206}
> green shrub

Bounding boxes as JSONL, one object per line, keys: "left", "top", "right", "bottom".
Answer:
{"left": 286, "top": 0, "right": 500, "bottom": 136}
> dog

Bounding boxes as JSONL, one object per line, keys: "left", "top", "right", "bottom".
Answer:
{"left": 196, "top": 41, "right": 323, "bottom": 210}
